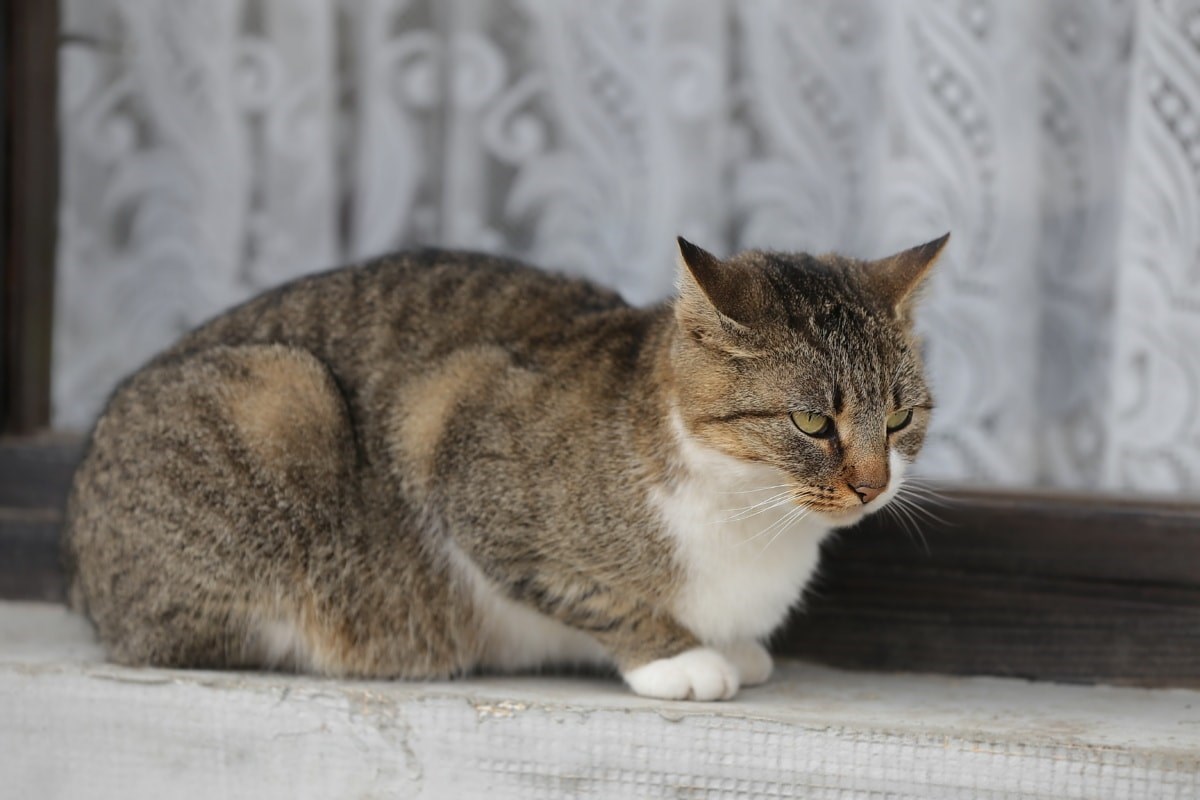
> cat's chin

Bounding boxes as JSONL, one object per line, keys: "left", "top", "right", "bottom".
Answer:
{"left": 815, "top": 504, "right": 880, "bottom": 528}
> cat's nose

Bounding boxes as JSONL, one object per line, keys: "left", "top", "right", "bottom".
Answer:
{"left": 850, "top": 483, "right": 884, "bottom": 504}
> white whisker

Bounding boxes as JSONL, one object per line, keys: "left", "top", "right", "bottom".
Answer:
{"left": 716, "top": 483, "right": 794, "bottom": 495}
{"left": 738, "top": 503, "right": 810, "bottom": 550}
{"left": 755, "top": 507, "right": 812, "bottom": 558}
{"left": 897, "top": 479, "right": 955, "bottom": 509}
{"left": 714, "top": 491, "right": 796, "bottom": 524}
{"left": 885, "top": 497, "right": 929, "bottom": 554}
{"left": 893, "top": 489, "right": 951, "bottom": 528}
{"left": 716, "top": 489, "right": 794, "bottom": 515}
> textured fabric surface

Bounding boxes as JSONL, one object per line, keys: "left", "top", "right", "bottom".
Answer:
{"left": 54, "top": 0, "right": 1200, "bottom": 494}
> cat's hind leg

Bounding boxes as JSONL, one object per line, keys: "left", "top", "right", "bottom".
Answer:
{"left": 66, "top": 344, "right": 361, "bottom": 669}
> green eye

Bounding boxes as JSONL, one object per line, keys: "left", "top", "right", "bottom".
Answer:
{"left": 886, "top": 408, "right": 914, "bottom": 433}
{"left": 790, "top": 411, "right": 834, "bottom": 438}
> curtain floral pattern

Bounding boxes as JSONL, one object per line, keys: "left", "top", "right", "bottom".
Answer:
{"left": 55, "top": 0, "right": 1200, "bottom": 495}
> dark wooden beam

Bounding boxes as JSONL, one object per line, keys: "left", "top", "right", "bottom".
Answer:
{"left": 781, "top": 488, "right": 1200, "bottom": 687}
{"left": 1, "top": 0, "right": 59, "bottom": 434}
{"left": 5, "top": 436, "right": 1200, "bottom": 687}
{"left": 0, "top": 435, "right": 78, "bottom": 602}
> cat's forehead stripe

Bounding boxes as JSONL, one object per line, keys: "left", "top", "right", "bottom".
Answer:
{"left": 831, "top": 384, "right": 845, "bottom": 414}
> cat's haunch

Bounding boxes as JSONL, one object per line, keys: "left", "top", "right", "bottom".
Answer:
{"left": 65, "top": 234, "right": 946, "bottom": 700}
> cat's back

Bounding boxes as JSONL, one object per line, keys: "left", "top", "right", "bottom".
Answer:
{"left": 170, "top": 249, "right": 632, "bottom": 367}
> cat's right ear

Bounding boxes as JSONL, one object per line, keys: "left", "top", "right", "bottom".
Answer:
{"left": 867, "top": 233, "right": 950, "bottom": 320}
{"left": 676, "top": 237, "right": 767, "bottom": 327}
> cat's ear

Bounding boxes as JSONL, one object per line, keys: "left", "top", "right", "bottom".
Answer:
{"left": 866, "top": 233, "right": 949, "bottom": 317}
{"left": 675, "top": 237, "right": 766, "bottom": 330}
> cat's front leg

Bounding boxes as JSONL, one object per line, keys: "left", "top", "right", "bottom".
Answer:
{"left": 622, "top": 640, "right": 770, "bottom": 700}
{"left": 718, "top": 640, "right": 773, "bottom": 686}
{"left": 468, "top": 561, "right": 743, "bottom": 700}
{"left": 583, "top": 610, "right": 748, "bottom": 700}
{"left": 621, "top": 647, "right": 740, "bottom": 701}
{"left": 596, "top": 611, "right": 743, "bottom": 701}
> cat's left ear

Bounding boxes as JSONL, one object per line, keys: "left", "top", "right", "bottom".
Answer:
{"left": 866, "top": 233, "right": 949, "bottom": 318}
{"left": 675, "top": 237, "right": 772, "bottom": 356}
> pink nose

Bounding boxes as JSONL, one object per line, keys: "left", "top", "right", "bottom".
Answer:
{"left": 851, "top": 483, "right": 884, "bottom": 504}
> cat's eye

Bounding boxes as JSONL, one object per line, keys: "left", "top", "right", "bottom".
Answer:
{"left": 790, "top": 411, "right": 834, "bottom": 438}
{"left": 886, "top": 408, "right": 914, "bottom": 433}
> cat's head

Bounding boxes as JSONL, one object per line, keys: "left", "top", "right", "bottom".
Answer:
{"left": 669, "top": 234, "right": 947, "bottom": 526}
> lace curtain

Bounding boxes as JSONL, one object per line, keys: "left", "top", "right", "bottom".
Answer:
{"left": 54, "top": 0, "right": 1200, "bottom": 495}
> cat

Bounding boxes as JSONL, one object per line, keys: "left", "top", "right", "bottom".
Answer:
{"left": 64, "top": 234, "right": 946, "bottom": 701}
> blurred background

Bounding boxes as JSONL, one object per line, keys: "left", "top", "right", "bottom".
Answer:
{"left": 48, "top": 0, "right": 1200, "bottom": 496}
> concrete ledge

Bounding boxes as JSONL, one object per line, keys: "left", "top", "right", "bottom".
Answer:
{"left": 3, "top": 602, "right": 1199, "bottom": 799}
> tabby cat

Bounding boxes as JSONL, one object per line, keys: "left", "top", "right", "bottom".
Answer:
{"left": 65, "top": 234, "right": 946, "bottom": 701}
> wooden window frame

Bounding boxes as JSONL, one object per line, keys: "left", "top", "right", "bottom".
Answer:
{"left": 2, "top": 0, "right": 57, "bottom": 436}
{"left": 3, "top": 0, "right": 1198, "bottom": 688}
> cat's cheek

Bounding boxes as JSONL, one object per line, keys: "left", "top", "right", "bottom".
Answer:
{"left": 895, "top": 422, "right": 929, "bottom": 460}
{"left": 875, "top": 450, "right": 909, "bottom": 509}
{"left": 622, "top": 647, "right": 740, "bottom": 701}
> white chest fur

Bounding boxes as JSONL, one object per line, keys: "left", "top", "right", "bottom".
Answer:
{"left": 652, "top": 429, "right": 836, "bottom": 646}
{"left": 654, "top": 416, "right": 911, "bottom": 647}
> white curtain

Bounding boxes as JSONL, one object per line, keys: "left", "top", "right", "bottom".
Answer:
{"left": 54, "top": 0, "right": 1200, "bottom": 496}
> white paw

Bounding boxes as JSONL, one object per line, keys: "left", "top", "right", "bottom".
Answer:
{"left": 622, "top": 647, "right": 740, "bottom": 701}
{"left": 720, "top": 640, "right": 773, "bottom": 687}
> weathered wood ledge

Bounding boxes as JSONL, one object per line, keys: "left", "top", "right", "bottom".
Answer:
{"left": 3, "top": 601, "right": 1199, "bottom": 799}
